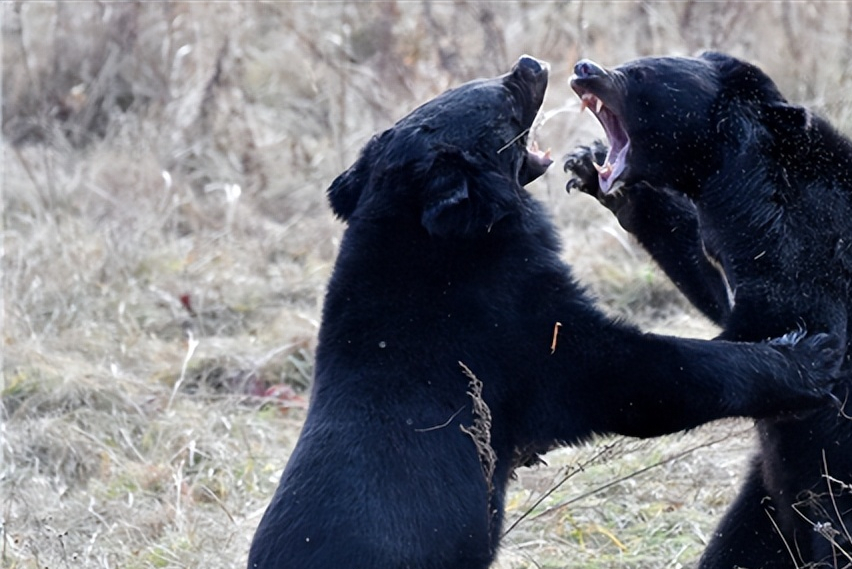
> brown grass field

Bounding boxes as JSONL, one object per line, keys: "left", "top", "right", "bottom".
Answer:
{"left": 3, "top": 2, "right": 852, "bottom": 568}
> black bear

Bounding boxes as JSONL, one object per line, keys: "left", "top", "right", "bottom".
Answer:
{"left": 564, "top": 52, "right": 852, "bottom": 567}
{"left": 247, "top": 55, "right": 841, "bottom": 569}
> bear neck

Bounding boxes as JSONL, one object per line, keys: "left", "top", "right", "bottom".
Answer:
{"left": 316, "top": 211, "right": 573, "bottom": 354}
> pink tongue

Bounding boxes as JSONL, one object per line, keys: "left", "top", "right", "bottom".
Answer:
{"left": 595, "top": 162, "right": 614, "bottom": 193}
{"left": 597, "top": 142, "right": 629, "bottom": 195}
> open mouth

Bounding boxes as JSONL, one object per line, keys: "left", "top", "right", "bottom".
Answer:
{"left": 573, "top": 89, "right": 630, "bottom": 194}
{"left": 510, "top": 55, "right": 554, "bottom": 185}
{"left": 520, "top": 140, "right": 553, "bottom": 185}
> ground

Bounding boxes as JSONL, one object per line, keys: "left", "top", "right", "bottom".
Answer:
{"left": 3, "top": 3, "right": 852, "bottom": 568}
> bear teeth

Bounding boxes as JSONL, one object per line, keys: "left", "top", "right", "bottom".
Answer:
{"left": 592, "top": 160, "right": 613, "bottom": 178}
{"left": 528, "top": 141, "right": 552, "bottom": 162}
{"left": 579, "top": 94, "right": 605, "bottom": 116}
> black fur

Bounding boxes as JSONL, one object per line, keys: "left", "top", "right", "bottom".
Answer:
{"left": 565, "top": 51, "right": 852, "bottom": 567}
{"left": 247, "top": 56, "right": 841, "bottom": 569}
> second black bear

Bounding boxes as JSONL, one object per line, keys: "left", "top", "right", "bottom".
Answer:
{"left": 247, "top": 56, "right": 841, "bottom": 569}
{"left": 565, "top": 52, "right": 852, "bottom": 567}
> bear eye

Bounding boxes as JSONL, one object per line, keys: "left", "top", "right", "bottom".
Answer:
{"left": 628, "top": 67, "right": 651, "bottom": 83}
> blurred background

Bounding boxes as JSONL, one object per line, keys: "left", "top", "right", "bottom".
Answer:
{"left": 3, "top": 2, "right": 851, "bottom": 568}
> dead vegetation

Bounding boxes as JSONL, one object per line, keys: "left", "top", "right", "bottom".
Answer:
{"left": 3, "top": 2, "right": 852, "bottom": 568}
{"left": 458, "top": 361, "right": 497, "bottom": 502}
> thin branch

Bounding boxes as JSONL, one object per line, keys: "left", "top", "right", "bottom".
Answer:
{"left": 519, "top": 428, "right": 750, "bottom": 527}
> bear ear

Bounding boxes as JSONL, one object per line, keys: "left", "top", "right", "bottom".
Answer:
{"left": 420, "top": 156, "right": 511, "bottom": 238}
{"left": 700, "top": 51, "right": 784, "bottom": 105}
{"left": 421, "top": 166, "right": 473, "bottom": 238}
{"left": 327, "top": 135, "right": 382, "bottom": 220}
{"left": 762, "top": 101, "right": 811, "bottom": 131}
{"left": 700, "top": 52, "right": 811, "bottom": 144}
{"left": 327, "top": 161, "right": 366, "bottom": 220}
{"left": 761, "top": 101, "right": 813, "bottom": 154}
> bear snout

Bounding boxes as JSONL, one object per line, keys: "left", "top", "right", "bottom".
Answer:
{"left": 516, "top": 55, "right": 548, "bottom": 76}
{"left": 573, "top": 59, "right": 606, "bottom": 79}
{"left": 508, "top": 55, "right": 549, "bottom": 113}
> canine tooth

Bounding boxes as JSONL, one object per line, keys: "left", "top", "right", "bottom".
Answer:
{"left": 595, "top": 98, "right": 604, "bottom": 114}
{"left": 592, "top": 161, "right": 613, "bottom": 176}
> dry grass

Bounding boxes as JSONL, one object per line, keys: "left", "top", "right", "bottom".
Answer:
{"left": 3, "top": 2, "right": 852, "bottom": 568}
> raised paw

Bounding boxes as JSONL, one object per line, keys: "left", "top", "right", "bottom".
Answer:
{"left": 771, "top": 331, "right": 844, "bottom": 398}
{"left": 563, "top": 140, "right": 608, "bottom": 196}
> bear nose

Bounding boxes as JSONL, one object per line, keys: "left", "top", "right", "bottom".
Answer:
{"left": 573, "top": 59, "right": 606, "bottom": 79}
{"left": 516, "top": 55, "right": 548, "bottom": 75}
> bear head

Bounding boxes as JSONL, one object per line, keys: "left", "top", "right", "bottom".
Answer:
{"left": 569, "top": 52, "right": 812, "bottom": 198}
{"left": 327, "top": 55, "right": 552, "bottom": 238}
